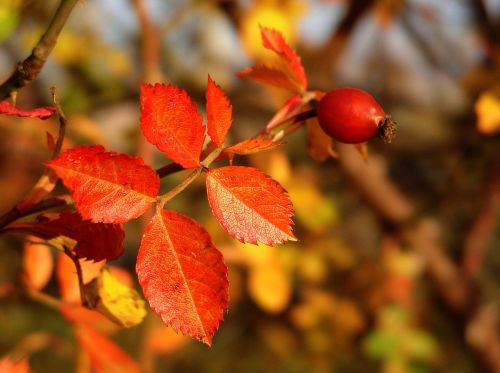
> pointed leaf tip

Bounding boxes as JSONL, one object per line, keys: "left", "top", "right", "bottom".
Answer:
{"left": 206, "top": 166, "right": 296, "bottom": 245}
{"left": 140, "top": 83, "right": 205, "bottom": 168}
{"left": 137, "top": 210, "right": 229, "bottom": 345}
{"left": 206, "top": 76, "right": 232, "bottom": 146}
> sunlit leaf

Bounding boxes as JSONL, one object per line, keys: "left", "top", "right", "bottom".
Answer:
{"left": 206, "top": 76, "right": 232, "bottom": 146}
{"left": 206, "top": 166, "right": 296, "bottom": 245}
{"left": 140, "top": 83, "right": 205, "bottom": 168}
{"left": 84, "top": 269, "right": 147, "bottom": 328}
{"left": 48, "top": 145, "right": 159, "bottom": 223}
{"left": 137, "top": 210, "right": 228, "bottom": 346}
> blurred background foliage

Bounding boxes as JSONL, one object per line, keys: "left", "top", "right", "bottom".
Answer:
{"left": 0, "top": 0, "right": 499, "bottom": 372}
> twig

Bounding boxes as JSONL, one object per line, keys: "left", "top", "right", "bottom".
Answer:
{"left": 0, "top": 0, "right": 79, "bottom": 100}
{"left": 64, "top": 246, "right": 87, "bottom": 307}
{"left": 0, "top": 197, "right": 69, "bottom": 229}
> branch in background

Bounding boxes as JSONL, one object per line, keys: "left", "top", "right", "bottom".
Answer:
{"left": 0, "top": 0, "right": 79, "bottom": 101}
{"left": 130, "top": 0, "right": 162, "bottom": 83}
{"left": 335, "top": 142, "right": 500, "bottom": 371}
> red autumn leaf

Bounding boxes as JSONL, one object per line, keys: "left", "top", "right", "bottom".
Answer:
{"left": 137, "top": 210, "right": 228, "bottom": 346}
{"left": 47, "top": 145, "right": 159, "bottom": 223}
{"left": 0, "top": 100, "right": 56, "bottom": 120}
{"left": 206, "top": 76, "right": 232, "bottom": 146}
{"left": 260, "top": 26, "right": 307, "bottom": 92}
{"left": 266, "top": 95, "right": 304, "bottom": 130}
{"left": 11, "top": 212, "right": 124, "bottom": 262}
{"left": 237, "top": 65, "right": 300, "bottom": 93}
{"left": 21, "top": 236, "right": 54, "bottom": 290}
{"left": 76, "top": 326, "right": 140, "bottom": 373}
{"left": 140, "top": 83, "right": 205, "bottom": 168}
{"left": 206, "top": 166, "right": 296, "bottom": 245}
{"left": 225, "top": 135, "right": 284, "bottom": 156}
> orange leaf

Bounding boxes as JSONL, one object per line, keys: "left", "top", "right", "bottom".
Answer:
{"left": 21, "top": 236, "right": 54, "bottom": 290}
{"left": 0, "top": 357, "right": 30, "bottom": 373}
{"left": 56, "top": 253, "right": 104, "bottom": 304}
{"left": 237, "top": 65, "right": 300, "bottom": 93}
{"left": 48, "top": 145, "right": 159, "bottom": 224}
{"left": 260, "top": 26, "right": 307, "bottom": 93}
{"left": 206, "top": 166, "right": 296, "bottom": 245}
{"left": 136, "top": 210, "right": 229, "bottom": 346}
{"left": 306, "top": 120, "right": 337, "bottom": 161}
{"left": 206, "top": 76, "right": 232, "bottom": 146}
{"left": 140, "top": 83, "right": 205, "bottom": 168}
{"left": 12, "top": 212, "right": 124, "bottom": 262}
{"left": 76, "top": 326, "right": 140, "bottom": 373}
{"left": 225, "top": 135, "right": 284, "bottom": 156}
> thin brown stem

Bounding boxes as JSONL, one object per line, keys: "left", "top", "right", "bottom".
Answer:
{"left": 0, "top": 0, "right": 79, "bottom": 100}
{"left": 0, "top": 197, "right": 69, "bottom": 229}
{"left": 64, "top": 246, "right": 87, "bottom": 307}
{"left": 157, "top": 167, "right": 203, "bottom": 208}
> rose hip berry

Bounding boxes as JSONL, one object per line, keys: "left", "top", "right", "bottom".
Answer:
{"left": 316, "top": 87, "right": 396, "bottom": 144}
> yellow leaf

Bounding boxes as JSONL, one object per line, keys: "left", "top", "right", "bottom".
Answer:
{"left": 475, "top": 88, "right": 500, "bottom": 134}
{"left": 84, "top": 269, "right": 147, "bottom": 328}
{"left": 240, "top": 0, "right": 306, "bottom": 62}
{"left": 248, "top": 263, "right": 291, "bottom": 313}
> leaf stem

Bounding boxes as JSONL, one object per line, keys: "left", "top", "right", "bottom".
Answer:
{"left": 157, "top": 167, "right": 203, "bottom": 208}
{"left": 0, "top": 0, "right": 79, "bottom": 100}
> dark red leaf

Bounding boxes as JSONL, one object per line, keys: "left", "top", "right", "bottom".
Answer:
{"left": 47, "top": 145, "right": 159, "bottom": 223}
{"left": 11, "top": 212, "right": 124, "bottom": 262}
{"left": 206, "top": 166, "right": 296, "bottom": 245}
{"left": 140, "top": 83, "right": 205, "bottom": 168}
{"left": 137, "top": 209, "right": 228, "bottom": 346}
{"left": 206, "top": 76, "right": 232, "bottom": 146}
{"left": 0, "top": 100, "right": 56, "bottom": 119}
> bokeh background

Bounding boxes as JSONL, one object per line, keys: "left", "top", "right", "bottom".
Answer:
{"left": 1, "top": 0, "right": 500, "bottom": 372}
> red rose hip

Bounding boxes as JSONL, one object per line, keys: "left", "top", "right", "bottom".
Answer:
{"left": 316, "top": 88, "right": 396, "bottom": 144}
